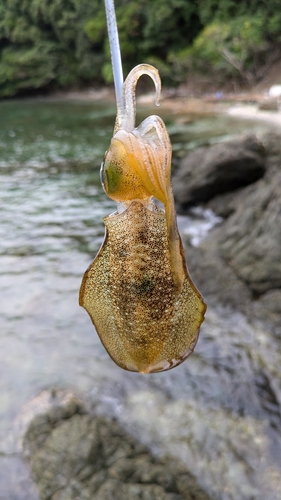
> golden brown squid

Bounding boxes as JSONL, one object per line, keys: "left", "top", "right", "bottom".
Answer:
{"left": 79, "top": 64, "right": 206, "bottom": 373}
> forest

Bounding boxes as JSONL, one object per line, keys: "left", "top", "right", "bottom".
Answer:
{"left": 0, "top": 0, "right": 281, "bottom": 97}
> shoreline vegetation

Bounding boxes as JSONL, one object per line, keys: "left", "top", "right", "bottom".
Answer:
{"left": 1, "top": 0, "right": 281, "bottom": 100}
{"left": 17, "top": 56, "right": 281, "bottom": 103}
{"left": 20, "top": 55, "right": 279, "bottom": 125}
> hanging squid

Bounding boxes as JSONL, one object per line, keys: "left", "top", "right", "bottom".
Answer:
{"left": 79, "top": 64, "right": 206, "bottom": 373}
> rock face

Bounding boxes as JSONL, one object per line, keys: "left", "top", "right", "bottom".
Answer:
{"left": 219, "top": 173, "right": 281, "bottom": 294}
{"left": 184, "top": 232, "right": 252, "bottom": 313}
{"left": 177, "top": 132, "right": 281, "bottom": 335}
{"left": 22, "top": 389, "right": 212, "bottom": 500}
{"left": 173, "top": 135, "right": 265, "bottom": 208}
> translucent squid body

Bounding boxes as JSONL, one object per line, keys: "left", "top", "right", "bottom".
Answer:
{"left": 79, "top": 64, "right": 206, "bottom": 373}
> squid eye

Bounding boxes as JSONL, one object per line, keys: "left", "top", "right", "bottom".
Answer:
{"left": 101, "top": 157, "right": 121, "bottom": 196}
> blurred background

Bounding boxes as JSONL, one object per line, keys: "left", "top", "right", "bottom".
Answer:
{"left": 0, "top": 1, "right": 281, "bottom": 500}
{"left": 0, "top": 0, "right": 281, "bottom": 97}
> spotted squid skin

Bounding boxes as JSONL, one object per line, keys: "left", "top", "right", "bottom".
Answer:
{"left": 79, "top": 201, "right": 206, "bottom": 373}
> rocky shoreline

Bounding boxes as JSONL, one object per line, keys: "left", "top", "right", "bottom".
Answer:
{"left": 173, "top": 131, "right": 281, "bottom": 337}
{"left": 22, "top": 389, "right": 212, "bottom": 500}
{"left": 19, "top": 112, "right": 281, "bottom": 500}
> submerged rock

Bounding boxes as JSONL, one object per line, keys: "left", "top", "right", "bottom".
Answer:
{"left": 173, "top": 135, "right": 265, "bottom": 208}
{"left": 22, "top": 389, "right": 212, "bottom": 500}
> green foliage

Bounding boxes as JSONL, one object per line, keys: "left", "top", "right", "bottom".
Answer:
{"left": 197, "top": 0, "right": 281, "bottom": 25}
{"left": 0, "top": 0, "right": 103, "bottom": 96}
{"left": 0, "top": 0, "right": 280, "bottom": 96}
{"left": 85, "top": 0, "right": 200, "bottom": 84}
{"left": 170, "top": 12, "right": 281, "bottom": 84}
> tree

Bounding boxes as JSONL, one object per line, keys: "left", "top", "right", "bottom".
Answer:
{"left": 0, "top": 0, "right": 280, "bottom": 96}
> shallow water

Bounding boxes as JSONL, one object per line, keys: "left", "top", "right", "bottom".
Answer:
{"left": 0, "top": 98, "right": 280, "bottom": 499}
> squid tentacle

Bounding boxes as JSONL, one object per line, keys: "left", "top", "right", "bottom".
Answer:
{"left": 133, "top": 114, "right": 171, "bottom": 200}
{"left": 115, "top": 64, "right": 161, "bottom": 133}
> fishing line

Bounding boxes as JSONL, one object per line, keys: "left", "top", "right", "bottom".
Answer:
{"left": 104, "top": 0, "right": 124, "bottom": 115}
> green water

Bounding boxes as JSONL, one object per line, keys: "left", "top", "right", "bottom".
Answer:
{"left": 0, "top": 97, "right": 280, "bottom": 500}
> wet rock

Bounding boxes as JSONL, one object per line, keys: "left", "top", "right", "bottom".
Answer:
{"left": 185, "top": 223, "right": 281, "bottom": 337}
{"left": 205, "top": 188, "right": 246, "bottom": 218}
{"left": 173, "top": 135, "right": 265, "bottom": 208}
{"left": 184, "top": 231, "right": 252, "bottom": 313}
{"left": 219, "top": 173, "right": 281, "bottom": 294}
{"left": 22, "top": 389, "right": 212, "bottom": 500}
{"left": 175, "top": 131, "right": 281, "bottom": 332}
{"left": 258, "top": 99, "right": 279, "bottom": 111}
{"left": 262, "top": 131, "right": 281, "bottom": 176}
{"left": 253, "top": 289, "right": 281, "bottom": 337}
{"left": 183, "top": 172, "right": 281, "bottom": 331}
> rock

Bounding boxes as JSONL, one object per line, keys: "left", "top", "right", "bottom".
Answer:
{"left": 253, "top": 289, "right": 281, "bottom": 337}
{"left": 219, "top": 173, "right": 281, "bottom": 294}
{"left": 175, "top": 131, "right": 281, "bottom": 335}
{"left": 258, "top": 99, "right": 279, "bottom": 111}
{"left": 22, "top": 389, "right": 212, "bottom": 500}
{"left": 173, "top": 135, "right": 265, "bottom": 209}
{"left": 182, "top": 205, "right": 281, "bottom": 336}
{"left": 262, "top": 131, "right": 281, "bottom": 176}
{"left": 206, "top": 189, "right": 245, "bottom": 218}
{"left": 184, "top": 230, "right": 252, "bottom": 313}
{"left": 184, "top": 217, "right": 281, "bottom": 336}
{"left": 19, "top": 388, "right": 86, "bottom": 458}
{"left": 181, "top": 167, "right": 281, "bottom": 333}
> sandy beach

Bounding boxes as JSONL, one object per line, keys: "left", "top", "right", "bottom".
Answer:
{"left": 225, "top": 103, "right": 281, "bottom": 126}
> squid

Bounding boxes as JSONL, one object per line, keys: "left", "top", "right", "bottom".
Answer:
{"left": 79, "top": 64, "right": 206, "bottom": 373}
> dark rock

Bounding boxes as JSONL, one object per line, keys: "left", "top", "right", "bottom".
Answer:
{"left": 262, "top": 131, "right": 281, "bottom": 177}
{"left": 258, "top": 99, "right": 279, "bottom": 111}
{"left": 253, "top": 289, "right": 281, "bottom": 337}
{"left": 184, "top": 230, "right": 252, "bottom": 313}
{"left": 206, "top": 189, "right": 245, "bottom": 218}
{"left": 219, "top": 173, "right": 281, "bottom": 294}
{"left": 173, "top": 135, "right": 265, "bottom": 208}
{"left": 175, "top": 131, "right": 281, "bottom": 336}
{"left": 22, "top": 389, "right": 212, "bottom": 500}
{"left": 181, "top": 174, "right": 281, "bottom": 335}
{"left": 183, "top": 216, "right": 281, "bottom": 336}
{"left": 180, "top": 134, "right": 281, "bottom": 330}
